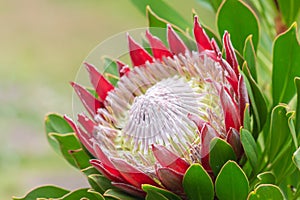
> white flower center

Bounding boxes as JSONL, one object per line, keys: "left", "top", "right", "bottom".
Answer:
{"left": 122, "top": 76, "right": 201, "bottom": 155}
{"left": 95, "top": 52, "right": 225, "bottom": 168}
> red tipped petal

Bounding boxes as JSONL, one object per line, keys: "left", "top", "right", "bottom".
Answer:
{"left": 238, "top": 75, "right": 249, "bottom": 123}
{"left": 227, "top": 128, "right": 243, "bottom": 159}
{"left": 156, "top": 167, "right": 184, "bottom": 192}
{"left": 145, "top": 30, "right": 173, "bottom": 60}
{"left": 200, "top": 123, "right": 218, "bottom": 171}
{"left": 194, "top": 16, "right": 212, "bottom": 52}
{"left": 152, "top": 144, "right": 189, "bottom": 174}
{"left": 77, "top": 113, "right": 95, "bottom": 134}
{"left": 128, "top": 34, "right": 153, "bottom": 67}
{"left": 211, "top": 38, "right": 221, "bottom": 54}
{"left": 167, "top": 24, "right": 188, "bottom": 54}
{"left": 94, "top": 143, "right": 115, "bottom": 167}
{"left": 112, "top": 182, "right": 146, "bottom": 197}
{"left": 220, "top": 87, "right": 241, "bottom": 132}
{"left": 226, "top": 75, "right": 238, "bottom": 95}
{"left": 71, "top": 82, "right": 103, "bottom": 116}
{"left": 223, "top": 31, "right": 239, "bottom": 76}
{"left": 90, "top": 159, "right": 124, "bottom": 182}
{"left": 85, "top": 62, "right": 114, "bottom": 101}
{"left": 116, "top": 60, "right": 130, "bottom": 77}
{"left": 220, "top": 57, "right": 238, "bottom": 84}
{"left": 110, "top": 158, "right": 159, "bottom": 189}
{"left": 63, "top": 115, "right": 96, "bottom": 156}
{"left": 188, "top": 113, "right": 206, "bottom": 131}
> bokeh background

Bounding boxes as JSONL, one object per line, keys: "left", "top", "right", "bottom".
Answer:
{"left": 0, "top": 0, "right": 213, "bottom": 199}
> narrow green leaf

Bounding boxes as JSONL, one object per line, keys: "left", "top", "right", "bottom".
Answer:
{"left": 183, "top": 164, "right": 214, "bottom": 200}
{"left": 243, "top": 35, "right": 257, "bottom": 82}
{"left": 295, "top": 77, "right": 300, "bottom": 134}
{"left": 277, "top": 0, "right": 300, "bottom": 27}
{"left": 243, "top": 104, "right": 252, "bottom": 132}
{"left": 142, "top": 184, "right": 181, "bottom": 200}
{"left": 62, "top": 188, "right": 104, "bottom": 200}
{"left": 49, "top": 133, "right": 81, "bottom": 168}
{"left": 240, "top": 129, "right": 258, "bottom": 172}
{"left": 209, "top": 138, "right": 237, "bottom": 176}
{"left": 217, "top": 0, "right": 259, "bottom": 53}
{"left": 247, "top": 184, "right": 285, "bottom": 200}
{"left": 215, "top": 161, "right": 249, "bottom": 200}
{"left": 267, "top": 105, "right": 290, "bottom": 162}
{"left": 271, "top": 139, "right": 296, "bottom": 183}
{"left": 12, "top": 185, "right": 70, "bottom": 200}
{"left": 130, "top": 0, "right": 191, "bottom": 31}
{"left": 45, "top": 113, "right": 73, "bottom": 154}
{"left": 288, "top": 112, "right": 298, "bottom": 149}
{"left": 293, "top": 147, "right": 300, "bottom": 170}
{"left": 272, "top": 23, "right": 300, "bottom": 105}
{"left": 104, "top": 189, "right": 141, "bottom": 200}
{"left": 103, "top": 57, "right": 119, "bottom": 86}
{"left": 241, "top": 66, "right": 268, "bottom": 137}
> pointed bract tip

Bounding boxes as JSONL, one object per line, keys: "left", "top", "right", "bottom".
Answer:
{"left": 70, "top": 81, "right": 75, "bottom": 87}
{"left": 194, "top": 15, "right": 199, "bottom": 24}
{"left": 63, "top": 114, "right": 76, "bottom": 131}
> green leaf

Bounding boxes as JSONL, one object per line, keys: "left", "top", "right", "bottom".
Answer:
{"left": 240, "top": 129, "right": 258, "bottom": 172}
{"left": 12, "top": 185, "right": 70, "bottom": 200}
{"left": 45, "top": 113, "right": 73, "bottom": 154}
{"left": 247, "top": 184, "right": 285, "bottom": 200}
{"left": 272, "top": 23, "right": 300, "bottom": 105}
{"left": 104, "top": 189, "right": 141, "bottom": 200}
{"left": 254, "top": 172, "right": 276, "bottom": 188}
{"left": 288, "top": 112, "right": 298, "bottom": 149}
{"left": 145, "top": 190, "right": 169, "bottom": 200}
{"left": 142, "top": 184, "right": 181, "bottom": 200}
{"left": 215, "top": 161, "right": 249, "bottom": 200}
{"left": 293, "top": 147, "right": 300, "bottom": 170}
{"left": 243, "top": 104, "right": 252, "bottom": 132}
{"left": 62, "top": 188, "right": 104, "bottom": 200}
{"left": 88, "top": 174, "right": 113, "bottom": 194}
{"left": 242, "top": 66, "right": 268, "bottom": 137}
{"left": 130, "top": 0, "right": 191, "bottom": 31}
{"left": 243, "top": 35, "right": 257, "bottom": 82}
{"left": 103, "top": 57, "right": 119, "bottom": 86}
{"left": 69, "top": 148, "right": 91, "bottom": 169}
{"left": 209, "top": 138, "right": 237, "bottom": 176}
{"left": 81, "top": 166, "right": 100, "bottom": 176}
{"left": 295, "top": 77, "right": 300, "bottom": 134}
{"left": 267, "top": 105, "right": 290, "bottom": 162}
{"left": 277, "top": 0, "right": 300, "bottom": 27}
{"left": 183, "top": 164, "right": 214, "bottom": 200}
{"left": 196, "top": 0, "right": 223, "bottom": 12}
{"left": 49, "top": 133, "right": 81, "bottom": 168}
{"left": 217, "top": 0, "right": 259, "bottom": 53}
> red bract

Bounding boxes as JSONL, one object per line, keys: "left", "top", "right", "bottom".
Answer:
{"left": 65, "top": 16, "right": 249, "bottom": 197}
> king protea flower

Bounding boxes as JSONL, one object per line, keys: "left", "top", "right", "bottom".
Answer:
{"left": 65, "top": 16, "right": 248, "bottom": 197}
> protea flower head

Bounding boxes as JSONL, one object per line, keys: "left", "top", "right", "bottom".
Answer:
{"left": 65, "top": 16, "right": 249, "bottom": 197}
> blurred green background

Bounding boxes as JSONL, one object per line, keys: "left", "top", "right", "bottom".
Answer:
{"left": 0, "top": 0, "right": 212, "bottom": 199}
